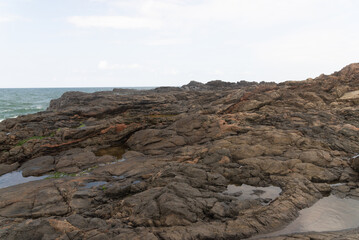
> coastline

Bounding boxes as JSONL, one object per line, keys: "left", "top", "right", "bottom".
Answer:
{"left": 0, "top": 87, "right": 156, "bottom": 124}
{"left": 0, "top": 64, "right": 359, "bottom": 239}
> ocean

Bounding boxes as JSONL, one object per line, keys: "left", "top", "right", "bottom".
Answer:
{"left": 0, "top": 87, "right": 152, "bottom": 122}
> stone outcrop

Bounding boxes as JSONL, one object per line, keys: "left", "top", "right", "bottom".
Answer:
{"left": 0, "top": 64, "right": 358, "bottom": 239}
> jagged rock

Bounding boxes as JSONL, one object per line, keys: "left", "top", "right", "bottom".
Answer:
{"left": 20, "top": 156, "right": 55, "bottom": 177}
{"left": 0, "top": 162, "right": 19, "bottom": 176}
{"left": 0, "top": 64, "right": 359, "bottom": 239}
{"left": 351, "top": 156, "right": 359, "bottom": 172}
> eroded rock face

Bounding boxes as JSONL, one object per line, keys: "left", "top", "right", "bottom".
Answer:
{"left": 0, "top": 64, "right": 359, "bottom": 239}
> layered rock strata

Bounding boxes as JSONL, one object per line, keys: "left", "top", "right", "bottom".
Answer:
{"left": 0, "top": 64, "right": 359, "bottom": 239}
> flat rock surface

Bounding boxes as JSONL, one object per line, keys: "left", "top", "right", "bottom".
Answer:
{"left": 0, "top": 64, "right": 359, "bottom": 239}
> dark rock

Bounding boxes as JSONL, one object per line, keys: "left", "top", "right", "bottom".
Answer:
{"left": 0, "top": 162, "right": 19, "bottom": 176}
{"left": 351, "top": 156, "right": 359, "bottom": 172}
{"left": 0, "top": 64, "right": 359, "bottom": 239}
{"left": 20, "top": 156, "right": 54, "bottom": 177}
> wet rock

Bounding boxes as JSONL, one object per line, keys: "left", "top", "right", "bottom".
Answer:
{"left": 0, "top": 162, "right": 19, "bottom": 176}
{"left": 20, "top": 156, "right": 54, "bottom": 177}
{"left": 351, "top": 156, "right": 359, "bottom": 172}
{"left": 1, "top": 64, "right": 359, "bottom": 239}
{"left": 55, "top": 149, "right": 116, "bottom": 173}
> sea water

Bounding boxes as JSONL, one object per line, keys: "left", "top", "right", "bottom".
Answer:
{"left": 0, "top": 87, "right": 153, "bottom": 122}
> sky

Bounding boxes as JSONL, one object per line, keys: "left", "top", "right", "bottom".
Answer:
{"left": 0, "top": 0, "right": 359, "bottom": 88}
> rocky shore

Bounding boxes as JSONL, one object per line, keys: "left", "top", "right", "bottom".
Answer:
{"left": 0, "top": 64, "right": 359, "bottom": 239}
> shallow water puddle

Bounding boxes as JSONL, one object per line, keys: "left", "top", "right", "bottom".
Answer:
{"left": 112, "top": 175, "right": 126, "bottom": 180}
{"left": 98, "top": 158, "right": 126, "bottom": 167}
{"left": 224, "top": 184, "right": 282, "bottom": 204}
{"left": 256, "top": 194, "right": 359, "bottom": 238}
{"left": 82, "top": 181, "right": 107, "bottom": 189}
{"left": 330, "top": 182, "right": 346, "bottom": 187}
{"left": 0, "top": 171, "right": 47, "bottom": 189}
{"left": 132, "top": 180, "right": 142, "bottom": 184}
{"left": 95, "top": 146, "right": 126, "bottom": 159}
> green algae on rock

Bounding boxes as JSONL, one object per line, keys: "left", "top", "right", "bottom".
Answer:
{"left": 0, "top": 63, "right": 359, "bottom": 239}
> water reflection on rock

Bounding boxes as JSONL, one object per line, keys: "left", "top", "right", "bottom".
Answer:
{"left": 82, "top": 181, "right": 107, "bottom": 189}
{"left": 257, "top": 194, "right": 359, "bottom": 238}
{"left": 95, "top": 146, "right": 126, "bottom": 159}
{"left": 0, "top": 171, "right": 47, "bottom": 189}
{"left": 224, "top": 184, "right": 282, "bottom": 204}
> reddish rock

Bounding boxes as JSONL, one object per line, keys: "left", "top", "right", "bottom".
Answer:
{"left": 0, "top": 64, "right": 359, "bottom": 239}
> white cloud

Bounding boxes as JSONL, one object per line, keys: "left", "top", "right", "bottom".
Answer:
{"left": 107, "top": 0, "right": 332, "bottom": 29}
{"left": 72, "top": 1, "right": 348, "bottom": 36}
{"left": 68, "top": 16, "right": 162, "bottom": 29}
{"left": 98, "top": 60, "right": 141, "bottom": 70}
{"left": 98, "top": 60, "right": 179, "bottom": 77}
{"left": 3, "top": 0, "right": 359, "bottom": 87}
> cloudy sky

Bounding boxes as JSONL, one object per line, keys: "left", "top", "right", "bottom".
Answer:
{"left": 1, "top": 0, "right": 359, "bottom": 87}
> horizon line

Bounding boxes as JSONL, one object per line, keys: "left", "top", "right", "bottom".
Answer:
{"left": 0, "top": 86, "right": 161, "bottom": 89}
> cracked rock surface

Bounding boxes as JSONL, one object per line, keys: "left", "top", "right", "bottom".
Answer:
{"left": 0, "top": 64, "right": 359, "bottom": 239}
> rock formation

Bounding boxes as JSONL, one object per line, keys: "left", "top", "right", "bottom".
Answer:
{"left": 0, "top": 64, "right": 358, "bottom": 239}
